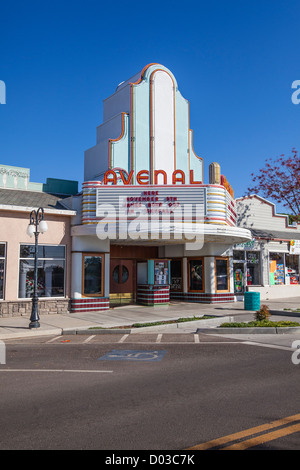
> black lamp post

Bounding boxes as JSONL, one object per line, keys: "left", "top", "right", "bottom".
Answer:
{"left": 26, "top": 207, "right": 48, "bottom": 329}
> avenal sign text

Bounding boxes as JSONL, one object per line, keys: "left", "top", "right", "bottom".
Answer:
{"left": 103, "top": 169, "right": 201, "bottom": 185}
{"left": 102, "top": 168, "right": 234, "bottom": 197}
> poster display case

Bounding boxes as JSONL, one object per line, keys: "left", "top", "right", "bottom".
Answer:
{"left": 143, "top": 259, "right": 170, "bottom": 286}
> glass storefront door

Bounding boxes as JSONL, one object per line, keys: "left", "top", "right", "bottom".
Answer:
{"left": 233, "top": 263, "right": 245, "bottom": 293}
{"left": 170, "top": 259, "right": 182, "bottom": 291}
{"left": 233, "top": 249, "right": 261, "bottom": 294}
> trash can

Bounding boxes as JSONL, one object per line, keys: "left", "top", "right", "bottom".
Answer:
{"left": 244, "top": 292, "right": 260, "bottom": 311}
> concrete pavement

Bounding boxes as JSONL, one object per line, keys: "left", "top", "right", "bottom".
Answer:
{"left": 0, "top": 297, "right": 299, "bottom": 340}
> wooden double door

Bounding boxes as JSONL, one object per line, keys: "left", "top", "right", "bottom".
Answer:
{"left": 110, "top": 259, "right": 135, "bottom": 306}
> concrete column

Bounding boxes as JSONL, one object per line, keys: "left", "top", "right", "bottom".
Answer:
{"left": 71, "top": 252, "right": 82, "bottom": 298}
{"left": 104, "top": 253, "right": 110, "bottom": 297}
{"left": 228, "top": 256, "right": 234, "bottom": 293}
{"left": 204, "top": 257, "right": 215, "bottom": 293}
{"left": 182, "top": 257, "right": 188, "bottom": 292}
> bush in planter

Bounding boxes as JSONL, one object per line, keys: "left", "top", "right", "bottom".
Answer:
{"left": 255, "top": 304, "right": 271, "bottom": 321}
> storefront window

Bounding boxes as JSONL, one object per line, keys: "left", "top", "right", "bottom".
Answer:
{"left": 215, "top": 258, "right": 229, "bottom": 291}
{"left": 246, "top": 251, "right": 260, "bottom": 286}
{"left": 234, "top": 263, "right": 244, "bottom": 293}
{"left": 0, "top": 243, "right": 6, "bottom": 299}
{"left": 113, "top": 265, "right": 129, "bottom": 284}
{"left": 189, "top": 259, "right": 204, "bottom": 291}
{"left": 170, "top": 259, "right": 182, "bottom": 291}
{"left": 269, "top": 253, "right": 285, "bottom": 285}
{"left": 233, "top": 250, "right": 245, "bottom": 261}
{"left": 285, "top": 254, "right": 299, "bottom": 285}
{"left": 83, "top": 254, "right": 103, "bottom": 296}
{"left": 19, "top": 245, "right": 65, "bottom": 298}
{"left": 233, "top": 249, "right": 261, "bottom": 290}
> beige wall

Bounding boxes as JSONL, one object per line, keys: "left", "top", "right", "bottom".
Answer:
{"left": 0, "top": 210, "right": 72, "bottom": 301}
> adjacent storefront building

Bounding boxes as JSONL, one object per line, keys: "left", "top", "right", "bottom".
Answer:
{"left": 233, "top": 195, "right": 300, "bottom": 299}
{"left": 0, "top": 164, "right": 77, "bottom": 316}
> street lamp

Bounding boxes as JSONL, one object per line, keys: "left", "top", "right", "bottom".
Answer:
{"left": 26, "top": 207, "right": 48, "bottom": 329}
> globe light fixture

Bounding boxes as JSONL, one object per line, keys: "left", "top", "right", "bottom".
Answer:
{"left": 26, "top": 223, "right": 35, "bottom": 237}
{"left": 39, "top": 219, "right": 48, "bottom": 234}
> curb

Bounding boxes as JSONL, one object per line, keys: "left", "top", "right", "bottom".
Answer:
{"left": 0, "top": 328, "right": 63, "bottom": 340}
{"left": 196, "top": 327, "right": 300, "bottom": 335}
{"left": 63, "top": 328, "right": 132, "bottom": 335}
{"left": 62, "top": 315, "right": 234, "bottom": 335}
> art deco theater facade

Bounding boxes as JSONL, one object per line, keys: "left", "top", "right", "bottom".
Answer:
{"left": 70, "top": 63, "right": 251, "bottom": 313}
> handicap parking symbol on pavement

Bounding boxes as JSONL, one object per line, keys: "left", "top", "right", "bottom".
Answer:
{"left": 98, "top": 350, "right": 167, "bottom": 362}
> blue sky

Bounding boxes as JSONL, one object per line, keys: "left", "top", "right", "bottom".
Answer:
{"left": 1, "top": 0, "right": 300, "bottom": 204}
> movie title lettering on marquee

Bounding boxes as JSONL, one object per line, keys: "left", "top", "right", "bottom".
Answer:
{"left": 125, "top": 190, "right": 180, "bottom": 215}
{"left": 102, "top": 168, "right": 234, "bottom": 199}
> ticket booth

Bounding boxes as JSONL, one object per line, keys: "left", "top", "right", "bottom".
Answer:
{"left": 136, "top": 259, "right": 170, "bottom": 306}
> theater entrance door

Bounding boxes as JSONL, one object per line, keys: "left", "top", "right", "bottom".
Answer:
{"left": 110, "top": 259, "right": 135, "bottom": 306}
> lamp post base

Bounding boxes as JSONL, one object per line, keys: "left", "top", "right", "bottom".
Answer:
{"left": 29, "top": 320, "right": 40, "bottom": 329}
{"left": 29, "top": 296, "right": 40, "bottom": 329}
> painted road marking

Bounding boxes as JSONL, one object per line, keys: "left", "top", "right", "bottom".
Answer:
{"left": 194, "top": 334, "right": 200, "bottom": 343}
{"left": 0, "top": 369, "right": 113, "bottom": 373}
{"left": 83, "top": 335, "right": 96, "bottom": 343}
{"left": 156, "top": 334, "right": 162, "bottom": 343}
{"left": 187, "top": 413, "right": 300, "bottom": 450}
{"left": 119, "top": 334, "right": 129, "bottom": 343}
{"left": 222, "top": 422, "right": 300, "bottom": 450}
{"left": 98, "top": 349, "right": 167, "bottom": 362}
{"left": 243, "top": 341, "right": 296, "bottom": 352}
{"left": 46, "top": 336, "right": 61, "bottom": 343}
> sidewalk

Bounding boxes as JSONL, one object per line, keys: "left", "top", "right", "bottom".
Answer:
{"left": 0, "top": 297, "right": 299, "bottom": 340}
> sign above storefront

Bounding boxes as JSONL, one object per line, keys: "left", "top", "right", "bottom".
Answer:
{"left": 103, "top": 168, "right": 202, "bottom": 186}
{"left": 81, "top": 181, "right": 237, "bottom": 230}
{"left": 290, "top": 240, "right": 300, "bottom": 254}
{"left": 96, "top": 185, "right": 207, "bottom": 218}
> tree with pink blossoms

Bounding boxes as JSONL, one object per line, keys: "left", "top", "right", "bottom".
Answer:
{"left": 247, "top": 148, "right": 300, "bottom": 221}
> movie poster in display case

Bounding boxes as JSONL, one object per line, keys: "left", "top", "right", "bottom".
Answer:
{"left": 154, "top": 260, "right": 169, "bottom": 285}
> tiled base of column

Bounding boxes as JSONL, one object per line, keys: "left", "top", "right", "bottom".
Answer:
{"left": 70, "top": 298, "right": 110, "bottom": 313}
{"left": 170, "top": 292, "right": 235, "bottom": 303}
{"left": 137, "top": 285, "right": 170, "bottom": 306}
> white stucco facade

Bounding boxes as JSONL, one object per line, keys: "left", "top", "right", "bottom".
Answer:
{"left": 70, "top": 63, "right": 251, "bottom": 312}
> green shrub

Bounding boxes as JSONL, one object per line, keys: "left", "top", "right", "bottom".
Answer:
{"left": 255, "top": 304, "right": 271, "bottom": 321}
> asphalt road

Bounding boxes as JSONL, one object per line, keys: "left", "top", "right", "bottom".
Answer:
{"left": 1, "top": 333, "right": 300, "bottom": 451}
